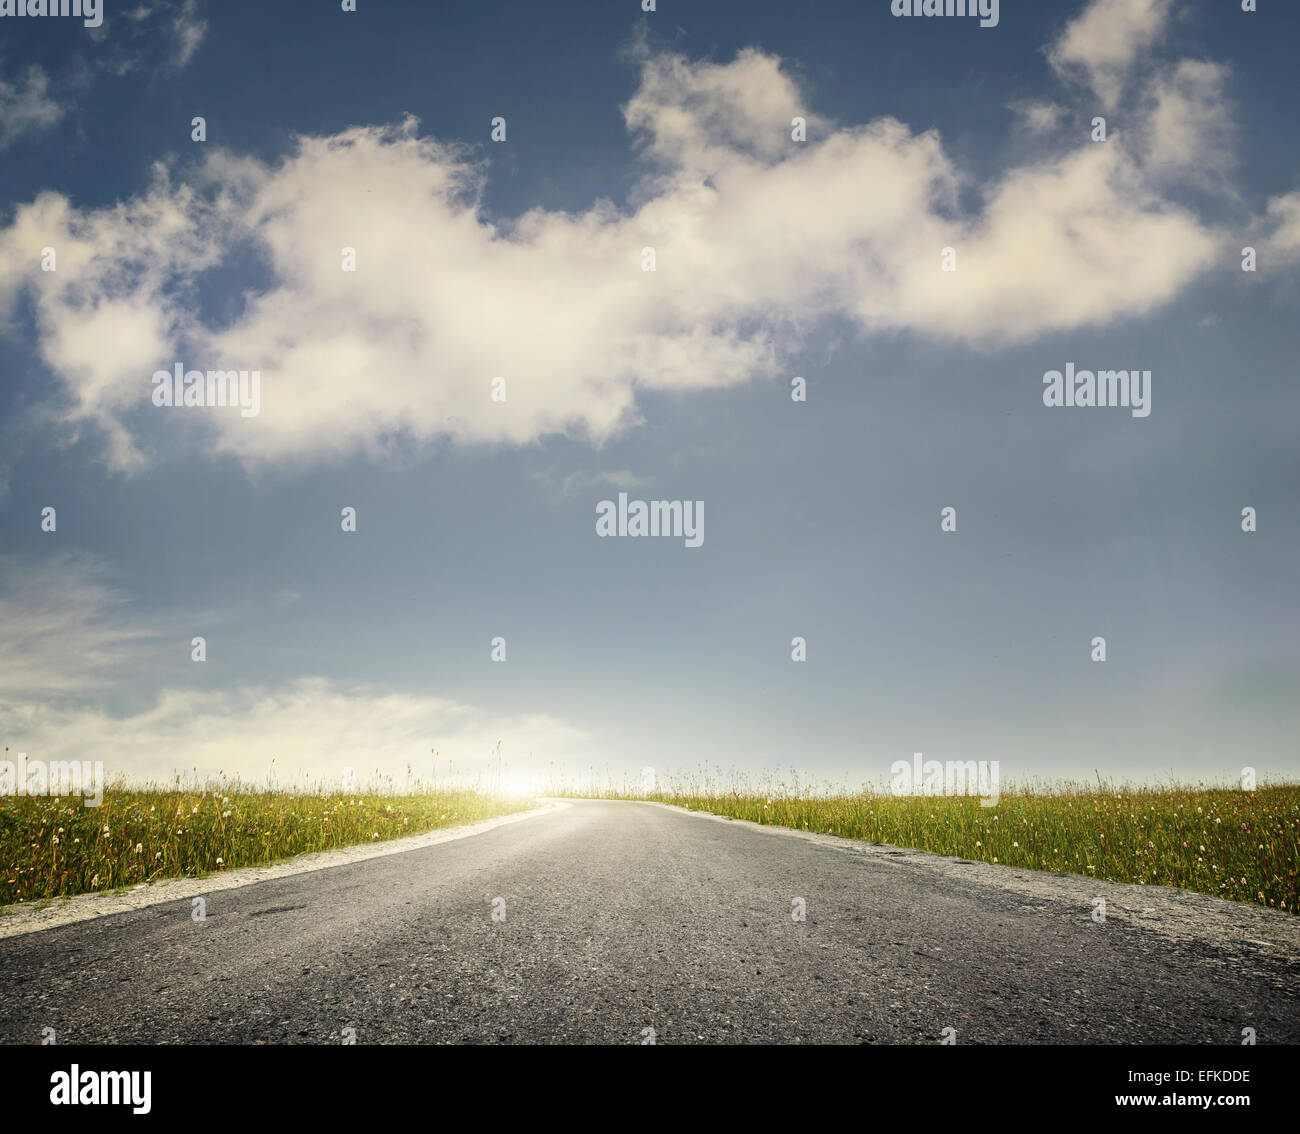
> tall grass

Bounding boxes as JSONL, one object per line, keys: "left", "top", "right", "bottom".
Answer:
{"left": 0, "top": 777, "right": 532, "bottom": 907}
{"left": 567, "top": 771, "right": 1299, "bottom": 914}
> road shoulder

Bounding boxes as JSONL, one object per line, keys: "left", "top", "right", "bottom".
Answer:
{"left": 0, "top": 800, "right": 568, "bottom": 940}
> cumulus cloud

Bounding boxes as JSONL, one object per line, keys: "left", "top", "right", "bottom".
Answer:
{"left": 0, "top": 24, "right": 1244, "bottom": 470}
{"left": 0, "top": 168, "right": 231, "bottom": 469}
{"left": 1048, "top": 0, "right": 1174, "bottom": 110}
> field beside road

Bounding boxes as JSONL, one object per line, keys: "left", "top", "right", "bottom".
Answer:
{"left": 585, "top": 784, "right": 1300, "bottom": 913}
{"left": 6, "top": 777, "right": 1296, "bottom": 917}
{"left": 0, "top": 786, "right": 532, "bottom": 908}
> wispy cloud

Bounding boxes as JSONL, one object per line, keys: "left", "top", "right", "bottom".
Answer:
{"left": 0, "top": 67, "right": 64, "bottom": 150}
{"left": 530, "top": 468, "right": 649, "bottom": 503}
{"left": 170, "top": 0, "right": 207, "bottom": 68}
{"left": 0, "top": 555, "right": 589, "bottom": 782}
{"left": 0, "top": 554, "right": 162, "bottom": 697}
{"left": 0, "top": 678, "right": 588, "bottom": 786}
{"left": 86, "top": 0, "right": 209, "bottom": 76}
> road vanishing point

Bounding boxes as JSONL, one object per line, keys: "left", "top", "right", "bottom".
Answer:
{"left": 2, "top": 800, "right": 1296, "bottom": 1044}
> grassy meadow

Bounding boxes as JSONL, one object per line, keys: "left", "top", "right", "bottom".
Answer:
{"left": 587, "top": 779, "right": 1300, "bottom": 913}
{"left": 0, "top": 782, "right": 533, "bottom": 909}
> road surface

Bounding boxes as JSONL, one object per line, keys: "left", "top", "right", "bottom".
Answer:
{"left": 1, "top": 799, "right": 1296, "bottom": 1044}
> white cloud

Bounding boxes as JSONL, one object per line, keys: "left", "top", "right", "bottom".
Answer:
{"left": 1048, "top": 0, "right": 1174, "bottom": 111}
{"left": 0, "top": 67, "right": 65, "bottom": 150}
{"left": 0, "top": 679, "right": 588, "bottom": 788}
{"left": 171, "top": 0, "right": 207, "bottom": 68}
{"left": 85, "top": 0, "right": 209, "bottom": 75}
{"left": 1007, "top": 99, "right": 1065, "bottom": 134}
{"left": 0, "top": 555, "right": 162, "bottom": 697}
{"left": 1138, "top": 60, "right": 1236, "bottom": 193}
{"left": 1262, "top": 192, "right": 1300, "bottom": 261}
{"left": 0, "top": 38, "right": 1241, "bottom": 470}
{"left": 0, "top": 169, "right": 231, "bottom": 469}
{"left": 0, "top": 556, "right": 589, "bottom": 784}
{"left": 624, "top": 47, "right": 829, "bottom": 172}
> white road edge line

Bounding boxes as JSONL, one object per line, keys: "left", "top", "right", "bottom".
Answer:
{"left": 0, "top": 801, "right": 570, "bottom": 940}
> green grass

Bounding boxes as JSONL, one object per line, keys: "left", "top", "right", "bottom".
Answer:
{"left": 0, "top": 787, "right": 533, "bottom": 907}
{"left": 583, "top": 783, "right": 1300, "bottom": 913}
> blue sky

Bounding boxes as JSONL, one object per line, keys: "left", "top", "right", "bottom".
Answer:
{"left": 0, "top": 0, "right": 1297, "bottom": 793}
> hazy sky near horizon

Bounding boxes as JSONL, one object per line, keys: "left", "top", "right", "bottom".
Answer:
{"left": 0, "top": 0, "right": 1297, "bottom": 792}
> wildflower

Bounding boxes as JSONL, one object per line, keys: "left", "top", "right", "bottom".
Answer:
{"left": 216, "top": 857, "right": 223, "bottom": 866}
{"left": 134, "top": 843, "right": 143, "bottom": 854}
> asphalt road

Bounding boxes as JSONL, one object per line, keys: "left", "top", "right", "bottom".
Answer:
{"left": 2, "top": 799, "right": 1297, "bottom": 1044}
